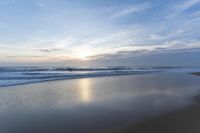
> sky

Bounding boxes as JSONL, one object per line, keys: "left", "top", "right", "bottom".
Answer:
{"left": 0, "top": 0, "right": 200, "bottom": 66}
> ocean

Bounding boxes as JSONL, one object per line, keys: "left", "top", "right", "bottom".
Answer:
{"left": 0, "top": 66, "right": 200, "bottom": 87}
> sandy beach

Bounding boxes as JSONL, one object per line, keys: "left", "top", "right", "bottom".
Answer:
{"left": 0, "top": 73, "right": 200, "bottom": 133}
{"left": 118, "top": 98, "right": 200, "bottom": 133}
{"left": 117, "top": 73, "right": 200, "bottom": 133}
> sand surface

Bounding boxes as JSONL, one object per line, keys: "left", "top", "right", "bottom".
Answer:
{"left": 0, "top": 73, "right": 200, "bottom": 133}
{"left": 118, "top": 96, "right": 200, "bottom": 133}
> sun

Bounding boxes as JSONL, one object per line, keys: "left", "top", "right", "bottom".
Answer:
{"left": 76, "top": 50, "right": 93, "bottom": 60}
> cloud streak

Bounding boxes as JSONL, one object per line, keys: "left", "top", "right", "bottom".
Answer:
{"left": 167, "top": 0, "right": 200, "bottom": 18}
{"left": 111, "top": 3, "right": 150, "bottom": 18}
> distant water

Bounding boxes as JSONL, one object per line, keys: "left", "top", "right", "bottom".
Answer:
{"left": 0, "top": 66, "right": 200, "bottom": 87}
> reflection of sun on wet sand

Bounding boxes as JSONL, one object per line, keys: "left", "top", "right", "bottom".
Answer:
{"left": 78, "top": 78, "right": 92, "bottom": 103}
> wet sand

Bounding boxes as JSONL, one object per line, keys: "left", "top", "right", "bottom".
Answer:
{"left": 118, "top": 96, "right": 200, "bottom": 133}
{"left": 116, "top": 73, "right": 200, "bottom": 133}
{"left": 0, "top": 73, "right": 200, "bottom": 133}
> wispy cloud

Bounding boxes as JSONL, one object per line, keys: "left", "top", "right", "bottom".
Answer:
{"left": 111, "top": 3, "right": 150, "bottom": 18}
{"left": 167, "top": 0, "right": 200, "bottom": 18}
{"left": 175, "top": 0, "right": 200, "bottom": 12}
{"left": 191, "top": 10, "right": 200, "bottom": 17}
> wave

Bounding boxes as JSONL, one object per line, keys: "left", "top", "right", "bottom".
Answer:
{"left": 0, "top": 66, "right": 200, "bottom": 87}
{"left": 0, "top": 66, "right": 183, "bottom": 73}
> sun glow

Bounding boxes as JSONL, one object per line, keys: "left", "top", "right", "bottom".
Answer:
{"left": 76, "top": 50, "right": 94, "bottom": 60}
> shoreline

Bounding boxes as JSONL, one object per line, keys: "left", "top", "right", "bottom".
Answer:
{"left": 0, "top": 71, "right": 159, "bottom": 88}
{"left": 1, "top": 71, "right": 199, "bottom": 89}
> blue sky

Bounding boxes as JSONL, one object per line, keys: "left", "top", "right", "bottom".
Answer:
{"left": 0, "top": 0, "right": 200, "bottom": 66}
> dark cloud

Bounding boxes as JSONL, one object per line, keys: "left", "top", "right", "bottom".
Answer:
{"left": 117, "top": 49, "right": 149, "bottom": 54}
{"left": 89, "top": 49, "right": 150, "bottom": 60}
{"left": 86, "top": 49, "right": 200, "bottom": 67}
{"left": 85, "top": 47, "right": 200, "bottom": 66}
{"left": 37, "top": 48, "right": 61, "bottom": 53}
